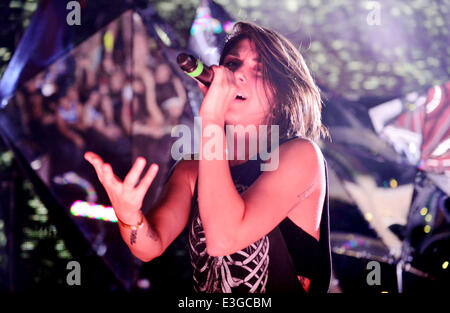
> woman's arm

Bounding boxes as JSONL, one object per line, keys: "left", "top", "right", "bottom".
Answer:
{"left": 198, "top": 133, "right": 325, "bottom": 257}
{"left": 85, "top": 152, "right": 196, "bottom": 262}
{"left": 139, "top": 159, "right": 197, "bottom": 260}
{"left": 126, "top": 159, "right": 196, "bottom": 261}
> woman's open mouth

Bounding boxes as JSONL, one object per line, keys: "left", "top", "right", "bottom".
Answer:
{"left": 235, "top": 93, "right": 247, "bottom": 101}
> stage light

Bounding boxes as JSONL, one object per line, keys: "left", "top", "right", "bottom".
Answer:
{"left": 424, "top": 225, "right": 431, "bottom": 233}
{"left": 154, "top": 25, "right": 172, "bottom": 47}
{"left": 284, "top": 0, "right": 298, "bottom": 12}
{"left": 316, "top": 53, "right": 326, "bottom": 64}
{"left": 21, "top": 241, "right": 35, "bottom": 251}
{"left": 443, "top": 261, "right": 449, "bottom": 270}
{"left": 30, "top": 159, "right": 42, "bottom": 170}
{"left": 425, "top": 214, "right": 432, "bottom": 223}
{"left": 0, "top": 150, "right": 13, "bottom": 166}
{"left": 364, "top": 212, "right": 373, "bottom": 222}
{"left": 9, "top": 1, "right": 22, "bottom": 9}
{"left": 137, "top": 278, "right": 151, "bottom": 289}
{"left": 389, "top": 178, "right": 398, "bottom": 188}
{"left": 377, "top": 63, "right": 390, "bottom": 72}
{"left": 36, "top": 206, "right": 48, "bottom": 215}
{"left": 41, "top": 82, "right": 56, "bottom": 97}
{"left": 331, "top": 40, "right": 344, "bottom": 50}
{"left": 23, "top": 1, "right": 37, "bottom": 12}
{"left": 406, "top": 102, "right": 416, "bottom": 111}
{"left": 55, "top": 239, "right": 66, "bottom": 251}
{"left": 223, "top": 21, "right": 234, "bottom": 34}
{"left": 103, "top": 31, "right": 115, "bottom": 52}
{"left": 70, "top": 200, "right": 118, "bottom": 222}
{"left": 2, "top": 52, "right": 11, "bottom": 62}
{"left": 347, "top": 61, "right": 362, "bottom": 71}
{"left": 420, "top": 207, "right": 428, "bottom": 216}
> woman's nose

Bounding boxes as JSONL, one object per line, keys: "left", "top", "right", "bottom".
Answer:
{"left": 234, "top": 69, "right": 247, "bottom": 84}
{"left": 234, "top": 70, "right": 247, "bottom": 83}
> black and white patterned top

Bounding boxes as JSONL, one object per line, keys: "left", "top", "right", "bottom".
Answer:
{"left": 189, "top": 179, "right": 270, "bottom": 293}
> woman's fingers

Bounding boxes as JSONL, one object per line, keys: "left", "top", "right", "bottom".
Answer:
{"left": 102, "top": 162, "right": 121, "bottom": 191}
{"left": 123, "top": 157, "right": 147, "bottom": 189}
{"left": 85, "top": 153, "right": 120, "bottom": 196}
{"left": 85, "top": 152, "right": 156, "bottom": 201}
{"left": 210, "top": 65, "right": 236, "bottom": 92}
{"left": 84, "top": 151, "right": 101, "bottom": 162}
{"left": 84, "top": 151, "right": 105, "bottom": 182}
{"left": 135, "top": 163, "right": 159, "bottom": 199}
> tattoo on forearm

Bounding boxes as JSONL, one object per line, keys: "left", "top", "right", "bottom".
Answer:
{"left": 129, "top": 221, "right": 158, "bottom": 245}
{"left": 130, "top": 229, "right": 137, "bottom": 245}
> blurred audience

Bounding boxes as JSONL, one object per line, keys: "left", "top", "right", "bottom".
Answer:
{"left": 56, "top": 85, "right": 85, "bottom": 149}
{"left": 14, "top": 12, "right": 190, "bottom": 206}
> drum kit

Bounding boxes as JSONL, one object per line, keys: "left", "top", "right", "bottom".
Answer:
{"left": 330, "top": 231, "right": 434, "bottom": 293}
{"left": 328, "top": 167, "right": 450, "bottom": 293}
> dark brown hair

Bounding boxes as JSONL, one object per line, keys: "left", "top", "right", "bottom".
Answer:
{"left": 220, "top": 22, "right": 330, "bottom": 143}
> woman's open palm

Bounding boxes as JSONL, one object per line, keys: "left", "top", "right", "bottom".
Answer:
{"left": 84, "top": 151, "right": 159, "bottom": 224}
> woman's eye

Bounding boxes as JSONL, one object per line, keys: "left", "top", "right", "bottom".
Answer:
{"left": 225, "top": 61, "right": 239, "bottom": 70}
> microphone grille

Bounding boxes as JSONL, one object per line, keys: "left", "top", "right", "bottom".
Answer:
{"left": 177, "top": 53, "right": 195, "bottom": 71}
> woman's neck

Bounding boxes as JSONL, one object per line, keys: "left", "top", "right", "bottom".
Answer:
{"left": 225, "top": 127, "right": 270, "bottom": 167}
{"left": 227, "top": 140, "right": 261, "bottom": 167}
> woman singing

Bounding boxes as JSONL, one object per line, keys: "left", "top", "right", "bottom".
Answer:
{"left": 85, "top": 22, "right": 331, "bottom": 294}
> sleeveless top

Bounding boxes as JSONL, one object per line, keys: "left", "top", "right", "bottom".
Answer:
{"left": 167, "top": 136, "right": 331, "bottom": 294}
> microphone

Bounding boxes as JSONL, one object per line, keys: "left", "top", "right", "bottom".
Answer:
{"left": 177, "top": 53, "right": 214, "bottom": 87}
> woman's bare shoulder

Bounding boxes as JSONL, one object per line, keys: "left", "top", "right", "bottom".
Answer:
{"left": 272, "top": 137, "right": 324, "bottom": 167}
{"left": 281, "top": 137, "right": 321, "bottom": 151}
{"left": 272, "top": 137, "right": 326, "bottom": 200}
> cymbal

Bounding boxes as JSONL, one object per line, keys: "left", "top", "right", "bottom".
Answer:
{"left": 331, "top": 232, "right": 396, "bottom": 264}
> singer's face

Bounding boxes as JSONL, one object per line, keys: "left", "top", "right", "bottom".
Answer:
{"left": 221, "top": 38, "right": 272, "bottom": 129}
